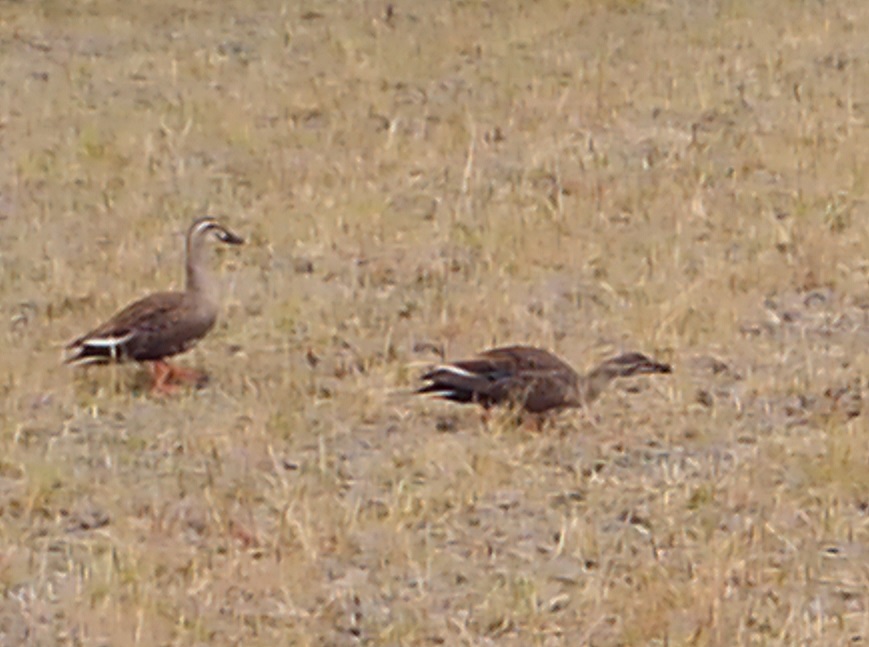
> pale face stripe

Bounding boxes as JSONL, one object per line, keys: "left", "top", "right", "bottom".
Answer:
{"left": 191, "top": 219, "right": 220, "bottom": 237}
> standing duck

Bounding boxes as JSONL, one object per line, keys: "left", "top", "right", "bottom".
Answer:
{"left": 416, "top": 345, "right": 671, "bottom": 422}
{"left": 66, "top": 217, "right": 244, "bottom": 395}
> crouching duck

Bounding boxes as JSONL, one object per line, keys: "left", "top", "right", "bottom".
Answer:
{"left": 416, "top": 345, "right": 671, "bottom": 424}
{"left": 66, "top": 217, "right": 244, "bottom": 395}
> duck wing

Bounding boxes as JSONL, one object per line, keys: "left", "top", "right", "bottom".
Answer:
{"left": 417, "top": 345, "right": 578, "bottom": 412}
{"left": 66, "top": 292, "right": 214, "bottom": 364}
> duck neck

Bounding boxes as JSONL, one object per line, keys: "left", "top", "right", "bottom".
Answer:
{"left": 185, "top": 234, "right": 215, "bottom": 302}
{"left": 573, "top": 366, "right": 617, "bottom": 407}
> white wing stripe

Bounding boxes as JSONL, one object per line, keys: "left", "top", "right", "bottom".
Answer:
{"left": 82, "top": 332, "right": 135, "bottom": 348}
{"left": 66, "top": 355, "right": 107, "bottom": 366}
{"left": 433, "top": 365, "right": 477, "bottom": 378}
{"left": 421, "top": 389, "right": 457, "bottom": 398}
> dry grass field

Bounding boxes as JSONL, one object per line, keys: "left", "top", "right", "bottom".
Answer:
{"left": 1, "top": 0, "right": 867, "bottom": 644}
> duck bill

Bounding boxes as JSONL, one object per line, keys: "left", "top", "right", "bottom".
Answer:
{"left": 221, "top": 230, "right": 245, "bottom": 245}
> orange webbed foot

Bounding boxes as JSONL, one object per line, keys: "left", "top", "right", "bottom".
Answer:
{"left": 147, "top": 361, "right": 208, "bottom": 396}
{"left": 166, "top": 364, "right": 209, "bottom": 388}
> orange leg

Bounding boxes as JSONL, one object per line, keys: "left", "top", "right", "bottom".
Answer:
{"left": 148, "top": 361, "right": 179, "bottom": 396}
{"left": 528, "top": 414, "right": 547, "bottom": 433}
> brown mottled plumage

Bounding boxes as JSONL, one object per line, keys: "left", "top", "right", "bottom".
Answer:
{"left": 417, "top": 345, "right": 671, "bottom": 416}
{"left": 66, "top": 217, "right": 243, "bottom": 394}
